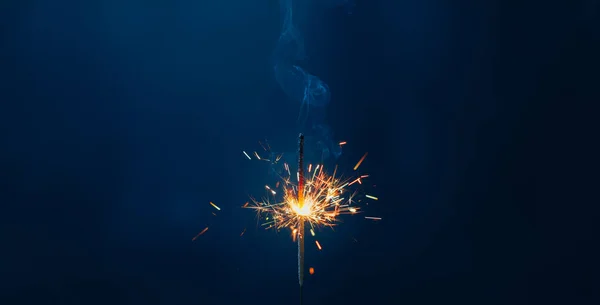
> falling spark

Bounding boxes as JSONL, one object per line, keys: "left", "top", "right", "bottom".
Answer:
{"left": 254, "top": 151, "right": 261, "bottom": 160}
{"left": 365, "top": 216, "right": 382, "bottom": 221}
{"left": 309, "top": 267, "right": 315, "bottom": 275}
{"left": 209, "top": 202, "right": 221, "bottom": 211}
{"left": 242, "top": 202, "right": 249, "bottom": 208}
{"left": 315, "top": 240, "right": 322, "bottom": 250}
{"left": 365, "top": 195, "right": 378, "bottom": 200}
{"left": 192, "top": 227, "right": 209, "bottom": 241}
{"left": 354, "top": 152, "right": 368, "bottom": 170}
{"left": 339, "top": 141, "right": 347, "bottom": 146}
{"left": 240, "top": 228, "right": 246, "bottom": 237}
{"left": 310, "top": 229, "right": 315, "bottom": 236}
{"left": 243, "top": 151, "right": 251, "bottom": 160}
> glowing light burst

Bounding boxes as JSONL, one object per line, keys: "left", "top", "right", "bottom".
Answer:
{"left": 244, "top": 139, "right": 377, "bottom": 246}
{"left": 249, "top": 163, "right": 360, "bottom": 236}
{"left": 241, "top": 136, "right": 379, "bottom": 305}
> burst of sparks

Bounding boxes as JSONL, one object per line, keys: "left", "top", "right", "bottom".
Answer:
{"left": 247, "top": 163, "right": 357, "bottom": 233}
{"left": 245, "top": 159, "right": 376, "bottom": 248}
{"left": 242, "top": 140, "right": 381, "bottom": 252}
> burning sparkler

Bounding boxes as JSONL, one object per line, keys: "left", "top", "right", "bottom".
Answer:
{"left": 247, "top": 143, "right": 367, "bottom": 232}
{"left": 245, "top": 134, "right": 379, "bottom": 304}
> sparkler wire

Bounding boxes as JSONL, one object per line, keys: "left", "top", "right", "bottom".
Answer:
{"left": 297, "top": 133, "right": 305, "bottom": 305}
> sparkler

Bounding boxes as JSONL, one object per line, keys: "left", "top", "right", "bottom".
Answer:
{"left": 195, "top": 136, "right": 381, "bottom": 305}
{"left": 245, "top": 135, "right": 379, "bottom": 305}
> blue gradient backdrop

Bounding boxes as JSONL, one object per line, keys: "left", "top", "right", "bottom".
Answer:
{"left": 1, "top": 1, "right": 598, "bottom": 304}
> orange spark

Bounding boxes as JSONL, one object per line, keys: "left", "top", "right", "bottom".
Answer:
{"left": 309, "top": 267, "right": 315, "bottom": 275}
{"left": 192, "top": 227, "right": 209, "bottom": 241}
{"left": 315, "top": 240, "right": 322, "bottom": 250}
{"left": 353, "top": 152, "right": 368, "bottom": 170}
{"left": 348, "top": 177, "right": 360, "bottom": 186}
{"left": 209, "top": 202, "right": 221, "bottom": 211}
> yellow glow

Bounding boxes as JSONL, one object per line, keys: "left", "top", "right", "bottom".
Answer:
{"left": 248, "top": 159, "right": 379, "bottom": 238}
{"left": 292, "top": 199, "right": 312, "bottom": 216}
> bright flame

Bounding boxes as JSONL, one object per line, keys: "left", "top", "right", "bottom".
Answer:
{"left": 292, "top": 199, "right": 312, "bottom": 216}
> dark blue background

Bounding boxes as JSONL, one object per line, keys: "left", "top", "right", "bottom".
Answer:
{"left": 1, "top": 1, "right": 598, "bottom": 304}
